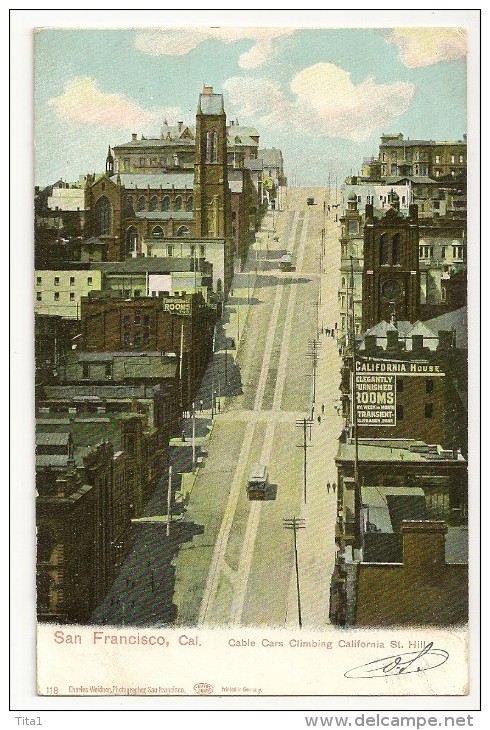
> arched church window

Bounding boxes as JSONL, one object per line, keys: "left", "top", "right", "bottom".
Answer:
{"left": 137, "top": 195, "right": 146, "bottom": 211}
{"left": 392, "top": 233, "right": 401, "bottom": 265}
{"left": 161, "top": 196, "right": 170, "bottom": 212}
{"left": 95, "top": 196, "right": 112, "bottom": 235}
{"left": 149, "top": 196, "right": 158, "bottom": 212}
{"left": 176, "top": 226, "right": 190, "bottom": 238}
{"left": 380, "top": 233, "right": 390, "bottom": 265}
{"left": 174, "top": 196, "right": 183, "bottom": 211}
{"left": 186, "top": 195, "right": 193, "bottom": 212}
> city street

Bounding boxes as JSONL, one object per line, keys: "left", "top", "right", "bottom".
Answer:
{"left": 173, "top": 188, "right": 343, "bottom": 628}
{"left": 90, "top": 188, "right": 343, "bottom": 629}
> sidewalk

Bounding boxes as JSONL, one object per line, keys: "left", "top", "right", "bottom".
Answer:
{"left": 286, "top": 204, "right": 342, "bottom": 629}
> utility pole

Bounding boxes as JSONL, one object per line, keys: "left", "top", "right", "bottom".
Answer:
{"left": 295, "top": 418, "right": 312, "bottom": 503}
{"left": 283, "top": 517, "right": 306, "bottom": 628}
{"left": 211, "top": 326, "right": 216, "bottom": 419}
{"left": 179, "top": 323, "right": 184, "bottom": 436}
{"left": 306, "top": 339, "right": 319, "bottom": 409}
{"left": 191, "top": 402, "right": 196, "bottom": 472}
{"left": 166, "top": 465, "right": 172, "bottom": 537}
{"left": 350, "top": 256, "right": 362, "bottom": 548}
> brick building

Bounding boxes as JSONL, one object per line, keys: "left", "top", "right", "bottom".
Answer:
{"left": 36, "top": 412, "right": 163, "bottom": 623}
{"left": 78, "top": 292, "right": 215, "bottom": 411}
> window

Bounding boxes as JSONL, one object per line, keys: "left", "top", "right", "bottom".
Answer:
{"left": 54, "top": 292, "right": 59, "bottom": 301}
{"left": 137, "top": 195, "right": 146, "bottom": 211}
{"left": 140, "top": 157, "right": 145, "bottom": 167}
{"left": 69, "top": 292, "right": 75, "bottom": 301}
{"left": 151, "top": 226, "right": 164, "bottom": 238}
{"left": 95, "top": 196, "right": 112, "bottom": 235}
{"left": 426, "top": 379, "right": 434, "bottom": 394}
{"left": 174, "top": 196, "right": 182, "bottom": 211}
{"left": 380, "top": 234, "right": 389, "bottom": 265}
{"left": 54, "top": 277, "right": 60, "bottom": 286}
{"left": 105, "top": 363, "right": 113, "bottom": 377}
{"left": 453, "top": 246, "right": 464, "bottom": 260}
{"left": 200, "top": 245, "right": 205, "bottom": 257}
{"left": 459, "top": 155, "right": 464, "bottom": 164}
{"left": 36, "top": 276, "right": 42, "bottom": 285}
{"left": 149, "top": 196, "right": 158, "bottom": 212}
{"left": 441, "top": 246, "right": 446, "bottom": 259}
{"left": 167, "top": 245, "right": 174, "bottom": 257}
{"left": 435, "top": 155, "right": 440, "bottom": 164}
{"left": 396, "top": 378, "right": 404, "bottom": 392}
{"left": 190, "top": 245, "right": 196, "bottom": 258}
{"left": 82, "top": 363, "right": 90, "bottom": 379}
{"left": 36, "top": 292, "right": 42, "bottom": 301}
{"left": 161, "top": 196, "right": 170, "bottom": 212}
{"left": 123, "top": 158, "right": 130, "bottom": 171}
{"left": 88, "top": 277, "right": 93, "bottom": 286}
{"left": 451, "top": 155, "right": 455, "bottom": 164}
{"left": 396, "top": 404, "right": 404, "bottom": 420}
{"left": 392, "top": 234, "right": 401, "bottom": 265}
{"left": 186, "top": 196, "right": 193, "bottom": 212}
{"left": 176, "top": 226, "right": 190, "bottom": 238}
{"left": 70, "top": 276, "right": 75, "bottom": 286}
{"left": 206, "top": 131, "right": 218, "bottom": 163}
{"left": 425, "top": 403, "right": 434, "bottom": 418}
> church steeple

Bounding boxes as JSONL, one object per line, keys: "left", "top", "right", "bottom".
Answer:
{"left": 106, "top": 145, "right": 114, "bottom": 175}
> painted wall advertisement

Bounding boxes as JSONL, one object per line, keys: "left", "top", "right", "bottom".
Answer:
{"left": 355, "top": 359, "right": 445, "bottom": 426}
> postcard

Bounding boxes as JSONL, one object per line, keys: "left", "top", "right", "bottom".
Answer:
{"left": 16, "top": 9, "right": 479, "bottom": 706}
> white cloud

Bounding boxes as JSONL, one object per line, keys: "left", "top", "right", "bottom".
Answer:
{"left": 48, "top": 77, "right": 182, "bottom": 132}
{"left": 134, "top": 27, "right": 295, "bottom": 69}
{"left": 224, "top": 63, "right": 414, "bottom": 142}
{"left": 384, "top": 28, "right": 467, "bottom": 68}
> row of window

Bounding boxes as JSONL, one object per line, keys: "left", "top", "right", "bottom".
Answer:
{"left": 36, "top": 276, "right": 94, "bottom": 286}
{"left": 396, "top": 378, "right": 434, "bottom": 393}
{"left": 37, "top": 292, "right": 77, "bottom": 301}
{"left": 419, "top": 245, "right": 466, "bottom": 260}
{"left": 125, "top": 195, "right": 193, "bottom": 213}
{"left": 382, "top": 152, "right": 465, "bottom": 164}
{"left": 396, "top": 403, "right": 433, "bottom": 419}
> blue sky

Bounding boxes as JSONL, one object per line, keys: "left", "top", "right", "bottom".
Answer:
{"left": 34, "top": 26, "right": 467, "bottom": 188}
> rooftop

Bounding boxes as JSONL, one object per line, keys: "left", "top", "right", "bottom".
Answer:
{"left": 337, "top": 439, "right": 466, "bottom": 464}
{"left": 113, "top": 172, "right": 194, "bottom": 190}
{"left": 91, "top": 257, "right": 201, "bottom": 274}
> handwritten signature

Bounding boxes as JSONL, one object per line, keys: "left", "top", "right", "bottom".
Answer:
{"left": 344, "top": 642, "right": 449, "bottom": 679}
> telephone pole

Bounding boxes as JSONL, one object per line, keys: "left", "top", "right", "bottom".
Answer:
{"left": 283, "top": 517, "right": 306, "bottom": 628}
{"left": 306, "top": 339, "right": 319, "bottom": 410}
{"left": 295, "top": 417, "right": 312, "bottom": 503}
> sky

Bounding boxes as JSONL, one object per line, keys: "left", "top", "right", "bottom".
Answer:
{"left": 34, "top": 26, "right": 467, "bottom": 188}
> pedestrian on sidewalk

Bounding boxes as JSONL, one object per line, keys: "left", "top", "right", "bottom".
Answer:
{"left": 199, "top": 399, "right": 203, "bottom": 412}
{"left": 321, "top": 403, "right": 325, "bottom": 414}
{"left": 318, "top": 415, "right": 321, "bottom": 424}
{"left": 327, "top": 482, "right": 331, "bottom": 493}
{"left": 332, "top": 482, "right": 337, "bottom": 493}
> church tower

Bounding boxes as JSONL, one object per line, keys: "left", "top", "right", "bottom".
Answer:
{"left": 194, "top": 86, "right": 233, "bottom": 292}
{"left": 194, "top": 86, "right": 231, "bottom": 238}
{"left": 362, "top": 200, "right": 420, "bottom": 330}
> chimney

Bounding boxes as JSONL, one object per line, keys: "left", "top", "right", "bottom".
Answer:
{"left": 178, "top": 121, "right": 183, "bottom": 132}
{"left": 132, "top": 133, "right": 137, "bottom": 141}
{"left": 437, "top": 330, "right": 453, "bottom": 351}
{"left": 364, "top": 334, "right": 377, "bottom": 354}
{"left": 401, "top": 521, "right": 447, "bottom": 576}
{"left": 202, "top": 85, "right": 213, "bottom": 95}
{"left": 411, "top": 334, "right": 424, "bottom": 354}
{"left": 386, "top": 330, "right": 399, "bottom": 350}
